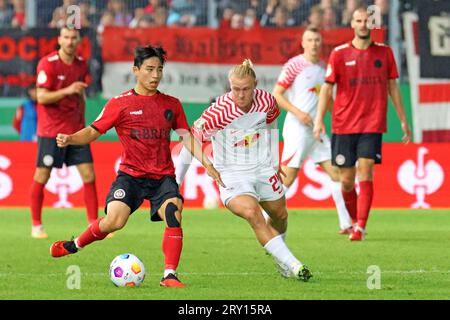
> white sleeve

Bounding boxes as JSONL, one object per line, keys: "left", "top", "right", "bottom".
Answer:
{"left": 174, "top": 145, "right": 194, "bottom": 185}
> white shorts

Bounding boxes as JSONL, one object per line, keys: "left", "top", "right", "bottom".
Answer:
{"left": 281, "top": 123, "right": 331, "bottom": 169}
{"left": 218, "top": 165, "right": 285, "bottom": 206}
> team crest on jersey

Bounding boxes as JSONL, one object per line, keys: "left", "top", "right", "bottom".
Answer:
{"left": 335, "top": 154, "right": 346, "bottom": 166}
{"left": 37, "top": 70, "right": 47, "bottom": 85}
{"left": 113, "top": 189, "right": 126, "bottom": 199}
{"left": 374, "top": 59, "right": 382, "bottom": 68}
{"left": 234, "top": 133, "right": 260, "bottom": 148}
{"left": 164, "top": 109, "right": 173, "bottom": 121}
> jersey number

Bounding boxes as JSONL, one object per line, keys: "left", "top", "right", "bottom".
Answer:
{"left": 269, "top": 173, "right": 283, "bottom": 194}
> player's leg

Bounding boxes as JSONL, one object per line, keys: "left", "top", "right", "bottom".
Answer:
{"left": 50, "top": 171, "right": 142, "bottom": 257}
{"left": 174, "top": 145, "right": 193, "bottom": 185}
{"left": 319, "top": 160, "right": 352, "bottom": 233}
{"left": 68, "top": 144, "right": 98, "bottom": 224}
{"left": 30, "top": 167, "right": 51, "bottom": 238}
{"left": 31, "top": 136, "right": 65, "bottom": 238}
{"left": 355, "top": 158, "right": 374, "bottom": 231}
{"left": 349, "top": 133, "right": 381, "bottom": 241}
{"left": 331, "top": 133, "right": 358, "bottom": 226}
{"left": 156, "top": 197, "right": 185, "bottom": 288}
{"left": 149, "top": 176, "right": 186, "bottom": 287}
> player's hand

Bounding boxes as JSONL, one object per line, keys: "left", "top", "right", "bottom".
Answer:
{"left": 56, "top": 133, "right": 71, "bottom": 148}
{"left": 401, "top": 121, "right": 412, "bottom": 144}
{"left": 295, "top": 110, "right": 313, "bottom": 128}
{"left": 205, "top": 164, "right": 226, "bottom": 188}
{"left": 65, "top": 81, "right": 88, "bottom": 96}
{"left": 313, "top": 120, "right": 326, "bottom": 141}
{"left": 277, "top": 166, "right": 287, "bottom": 178}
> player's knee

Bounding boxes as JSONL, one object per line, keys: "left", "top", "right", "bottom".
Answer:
{"left": 79, "top": 170, "right": 96, "bottom": 183}
{"left": 165, "top": 202, "right": 181, "bottom": 228}
{"left": 102, "top": 215, "right": 127, "bottom": 232}
{"left": 244, "top": 207, "right": 264, "bottom": 228}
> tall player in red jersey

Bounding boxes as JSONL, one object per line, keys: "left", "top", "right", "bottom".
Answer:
{"left": 313, "top": 7, "right": 411, "bottom": 241}
{"left": 31, "top": 27, "right": 98, "bottom": 239}
{"left": 49, "top": 46, "right": 223, "bottom": 288}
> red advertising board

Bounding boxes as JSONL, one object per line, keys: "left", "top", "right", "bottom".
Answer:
{"left": 0, "top": 142, "right": 448, "bottom": 209}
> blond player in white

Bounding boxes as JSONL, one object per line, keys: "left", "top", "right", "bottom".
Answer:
{"left": 188, "top": 60, "right": 312, "bottom": 281}
{"left": 272, "top": 27, "right": 352, "bottom": 234}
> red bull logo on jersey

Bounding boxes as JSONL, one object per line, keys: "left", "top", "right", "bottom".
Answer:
{"left": 308, "top": 84, "right": 322, "bottom": 95}
{"left": 233, "top": 133, "right": 260, "bottom": 148}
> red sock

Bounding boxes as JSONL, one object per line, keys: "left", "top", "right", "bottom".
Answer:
{"left": 83, "top": 182, "right": 98, "bottom": 224}
{"left": 357, "top": 181, "right": 374, "bottom": 229}
{"left": 162, "top": 227, "right": 183, "bottom": 270}
{"left": 342, "top": 188, "right": 358, "bottom": 225}
{"left": 76, "top": 218, "right": 108, "bottom": 248}
{"left": 30, "top": 180, "right": 45, "bottom": 226}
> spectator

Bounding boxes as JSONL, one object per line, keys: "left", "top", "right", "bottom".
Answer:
{"left": 11, "top": 0, "right": 25, "bottom": 28}
{"left": 322, "top": 7, "right": 337, "bottom": 29}
{"left": 153, "top": 6, "right": 168, "bottom": 27}
{"left": 0, "top": 0, "right": 13, "bottom": 27}
{"left": 284, "top": 0, "right": 302, "bottom": 26}
{"left": 305, "top": 4, "right": 323, "bottom": 29}
{"left": 144, "top": 0, "right": 165, "bottom": 14}
{"left": 108, "top": 0, "right": 132, "bottom": 26}
{"left": 230, "top": 12, "right": 244, "bottom": 29}
{"left": 260, "top": 0, "right": 280, "bottom": 27}
{"left": 78, "top": 1, "right": 93, "bottom": 28}
{"left": 219, "top": 6, "right": 234, "bottom": 28}
{"left": 12, "top": 85, "right": 37, "bottom": 142}
{"left": 96, "top": 10, "right": 115, "bottom": 43}
{"left": 129, "top": 7, "right": 145, "bottom": 27}
{"left": 272, "top": 6, "right": 289, "bottom": 27}
{"left": 341, "top": 0, "right": 361, "bottom": 26}
{"left": 167, "top": 0, "right": 200, "bottom": 27}
{"left": 248, "top": 0, "right": 264, "bottom": 19}
{"left": 48, "top": 7, "right": 67, "bottom": 28}
{"left": 137, "top": 14, "right": 154, "bottom": 27}
{"left": 244, "top": 7, "right": 260, "bottom": 29}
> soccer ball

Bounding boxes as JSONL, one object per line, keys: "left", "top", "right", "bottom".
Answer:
{"left": 109, "top": 253, "right": 145, "bottom": 287}
{"left": 202, "top": 195, "right": 220, "bottom": 209}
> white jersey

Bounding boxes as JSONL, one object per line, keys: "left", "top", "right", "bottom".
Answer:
{"left": 192, "top": 89, "right": 280, "bottom": 173}
{"left": 276, "top": 54, "right": 325, "bottom": 131}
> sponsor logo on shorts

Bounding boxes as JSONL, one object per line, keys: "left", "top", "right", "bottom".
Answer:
{"left": 43, "top": 155, "right": 54, "bottom": 166}
{"left": 376, "top": 154, "right": 381, "bottom": 159}
{"left": 335, "top": 154, "right": 346, "bottom": 166}
{"left": 113, "top": 189, "right": 126, "bottom": 199}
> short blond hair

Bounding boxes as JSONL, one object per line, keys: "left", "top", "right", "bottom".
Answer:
{"left": 228, "top": 59, "right": 256, "bottom": 80}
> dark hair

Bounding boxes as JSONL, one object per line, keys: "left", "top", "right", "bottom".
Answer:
{"left": 134, "top": 45, "right": 167, "bottom": 68}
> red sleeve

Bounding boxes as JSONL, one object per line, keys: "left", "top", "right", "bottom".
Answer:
{"left": 386, "top": 47, "right": 399, "bottom": 80}
{"left": 36, "top": 58, "right": 54, "bottom": 89}
{"left": 266, "top": 95, "right": 280, "bottom": 124}
{"left": 324, "top": 50, "right": 338, "bottom": 84}
{"left": 173, "top": 100, "right": 190, "bottom": 132}
{"left": 90, "top": 99, "right": 120, "bottom": 134}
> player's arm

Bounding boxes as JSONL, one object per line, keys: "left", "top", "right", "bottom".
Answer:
{"left": 56, "top": 126, "right": 101, "bottom": 147}
{"left": 36, "top": 82, "right": 88, "bottom": 105}
{"left": 388, "top": 79, "right": 412, "bottom": 144}
{"left": 272, "top": 84, "right": 313, "bottom": 127}
{"left": 313, "top": 82, "right": 333, "bottom": 140}
{"left": 178, "top": 130, "right": 225, "bottom": 187}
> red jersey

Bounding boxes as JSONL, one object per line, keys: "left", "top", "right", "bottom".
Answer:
{"left": 36, "top": 51, "right": 90, "bottom": 137}
{"left": 325, "top": 42, "right": 398, "bottom": 134}
{"left": 91, "top": 89, "right": 190, "bottom": 179}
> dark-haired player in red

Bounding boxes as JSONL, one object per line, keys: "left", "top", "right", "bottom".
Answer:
{"left": 313, "top": 7, "right": 411, "bottom": 241}
{"left": 49, "top": 45, "right": 224, "bottom": 288}
{"left": 31, "top": 26, "right": 98, "bottom": 239}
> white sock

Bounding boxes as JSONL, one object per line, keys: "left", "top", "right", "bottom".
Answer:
{"left": 264, "top": 234, "right": 302, "bottom": 271}
{"left": 174, "top": 146, "right": 193, "bottom": 185}
{"left": 330, "top": 181, "right": 352, "bottom": 229}
{"left": 164, "top": 269, "right": 176, "bottom": 278}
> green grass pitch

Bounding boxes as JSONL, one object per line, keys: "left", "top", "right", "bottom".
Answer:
{"left": 0, "top": 208, "right": 449, "bottom": 300}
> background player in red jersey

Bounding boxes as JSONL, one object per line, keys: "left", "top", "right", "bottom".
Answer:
{"left": 49, "top": 45, "right": 223, "bottom": 288}
{"left": 30, "top": 26, "right": 98, "bottom": 239}
{"left": 313, "top": 7, "right": 411, "bottom": 241}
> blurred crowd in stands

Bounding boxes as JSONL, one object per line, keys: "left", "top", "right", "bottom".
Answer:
{"left": 0, "top": 0, "right": 391, "bottom": 30}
